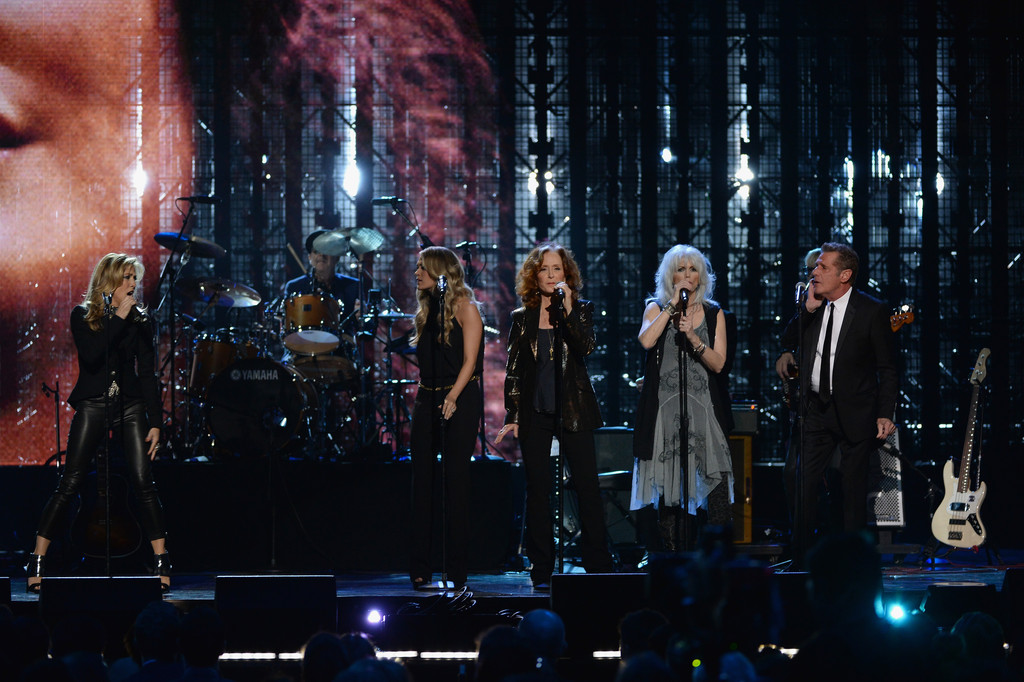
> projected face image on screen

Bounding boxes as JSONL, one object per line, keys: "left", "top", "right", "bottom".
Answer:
{"left": 0, "top": 0, "right": 192, "bottom": 464}
{"left": 0, "top": 0, "right": 504, "bottom": 465}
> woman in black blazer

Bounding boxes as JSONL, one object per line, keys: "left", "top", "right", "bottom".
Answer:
{"left": 496, "top": 242, "right": 613, "bottom": 589}
{"left": 25, "top": 253, "right": 170, "bottom": 592}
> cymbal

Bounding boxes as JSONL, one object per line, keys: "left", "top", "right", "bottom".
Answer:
{"left": 176, "top": 278, "right": 261, "bottom": 308}
{"left": 378, "top": 311, "right": 415, "bottom": 321}
{"left": 312, "top": 227, "right": 386, "bottom": 258}
{"left": 154, "top": 232, "right": 226, "bottom": 259}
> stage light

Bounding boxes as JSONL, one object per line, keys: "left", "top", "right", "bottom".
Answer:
{"left": 661, "top": 147, "right": 674, "bottom": 163}
{"left": 366, "top": 609, "right": 384, "bottom": 626}
{"left": 887, "top": 604, "right": 907, "bottom": 622}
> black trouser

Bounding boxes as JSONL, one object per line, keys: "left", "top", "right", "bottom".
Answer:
{"left": 409, "top": 382, "right": 481, "bottom": 585}
{"left": 521, "top": 411, "right": 613, "bottom": 581}
{"left": 784, "top": 393, "right": 873, "bottom": 560}
{"left": 37, "top": 396, "right": 166, "bottom": 543}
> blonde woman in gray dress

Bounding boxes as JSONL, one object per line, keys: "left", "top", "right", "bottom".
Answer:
{"left": 631, "top": 244, "right": 734, "bottom": 550}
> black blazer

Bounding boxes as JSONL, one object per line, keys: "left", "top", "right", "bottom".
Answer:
{"left": 67, "top": 305, "right": 162, "bottom": 430}
{"left": 503, "top": 300, "right": 603, "bottom": 436}
{"left": 781, "top": 289, "right": 898, "bottom": 441}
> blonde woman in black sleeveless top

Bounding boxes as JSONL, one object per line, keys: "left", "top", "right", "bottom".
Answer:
{"left": 409, "top": 247, "right": 484, "bottom": 590}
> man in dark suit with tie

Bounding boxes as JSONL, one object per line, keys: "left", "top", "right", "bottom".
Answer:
{"left": 775, "top": 242, "right": 898, "bottom": 563}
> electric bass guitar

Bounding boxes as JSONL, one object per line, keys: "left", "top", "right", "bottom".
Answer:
{"left": 931, "top": 348, "right": 989, "bottom": 548}
{"left": 782, "top": 304, "right": 915, "bottom": 410}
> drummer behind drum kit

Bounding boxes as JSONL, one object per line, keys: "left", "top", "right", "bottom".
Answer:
{"left": 155, "top": 226, "right": 413, "bottom": 460}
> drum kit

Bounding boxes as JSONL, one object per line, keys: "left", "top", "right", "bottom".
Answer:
{"left": 154, "top": 227, "right": 416, "bottom": 461}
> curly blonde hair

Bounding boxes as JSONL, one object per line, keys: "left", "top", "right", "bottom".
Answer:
{"left": 413, "top": 246, "right": 479, "bottom": 346}
{"left": 515, "top": 242, "right": 582, "bottom": 309}
{"left": 82, "top": 253, "right": 146, "bottom": 331}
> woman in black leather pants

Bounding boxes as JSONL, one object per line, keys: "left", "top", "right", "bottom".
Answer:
{"left": 26, "top": 253, "right": 170, "bottom": 592}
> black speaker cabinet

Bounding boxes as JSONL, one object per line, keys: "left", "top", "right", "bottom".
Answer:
{"left": 215, "top": 574, "right": 337, "bottom": 652}
{"left": 37, "top": 576, "right": 163, "bottom": 660}
{"left": 550, "top": 572, "right": 647, "bottom": 658}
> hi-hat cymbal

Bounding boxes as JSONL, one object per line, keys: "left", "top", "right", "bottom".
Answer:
{"left": 312, "top": 227, "right": 386, "bottom": 258}
{"left": 176, "top": 278, "right": 261, "bottom": 308}
{"left": 154, "top": 232, "right": 226, "bottom": 259}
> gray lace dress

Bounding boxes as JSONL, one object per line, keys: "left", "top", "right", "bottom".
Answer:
{"left": 630, "top": 316, "right": 734, "bottom": 514}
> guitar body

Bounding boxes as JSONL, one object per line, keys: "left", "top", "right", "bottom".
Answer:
{"left": 931, "top": 459, "right": 987, "bottom": 549}
{"left": 71, "top": 471, "right": 143, "bottom": 560}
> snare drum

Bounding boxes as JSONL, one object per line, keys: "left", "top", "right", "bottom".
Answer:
{"left": 190, "top": 328, "right": 260, "bottom": 397}
{"left": 283, "top": 293, "right": 342, "bottom": 354}
{"left": 205, "top": 357, "right": 318, "bottom": 455}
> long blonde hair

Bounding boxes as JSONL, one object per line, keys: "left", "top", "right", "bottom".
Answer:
{"left": 653, "top": 244, "right": 715, "bottom": 308}
{"left": 413, "top": 246, "right": 478, "bottom": 346}
{"left": 82, "top": 253, "right": 146, "bottom": 331}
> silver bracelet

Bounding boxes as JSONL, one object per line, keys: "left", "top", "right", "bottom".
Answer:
{"left": 662, "top": 302, "right": 676, "bottom": 316}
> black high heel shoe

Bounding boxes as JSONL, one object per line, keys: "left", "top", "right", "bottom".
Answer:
{"left": 154, "top": 552, "right": 171, "bottom": 592}
{"left": 25, "top": 553, "right": 44, "bottom": 594}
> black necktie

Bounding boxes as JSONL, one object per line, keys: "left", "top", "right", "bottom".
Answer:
{"left": 820, "top": 303, "right": 834, "bottom": 399}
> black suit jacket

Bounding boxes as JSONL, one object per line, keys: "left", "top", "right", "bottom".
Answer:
{"left": 504, "top": 300, "right": 603, "bottom": 436}
{"left": 67, "top": 305, "right": 162, "bottom": 429}
{"left": 781, "top": 289, "right": 898, "bottom": 441}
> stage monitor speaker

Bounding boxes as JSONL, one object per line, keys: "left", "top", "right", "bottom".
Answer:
{"left": 37, "top": 576, "right": 163, "bottom": 660}
{"left": 730, "top": 435, "right": 753, "bottom": 543}
{"left": 550, "top": 572, "right": 647, "bottom": 658}
{"left": 593, "top": 426, "right": 638, "bottom": 547}
{"left": 215, "top": 574, "right": 337, "bottom": 652}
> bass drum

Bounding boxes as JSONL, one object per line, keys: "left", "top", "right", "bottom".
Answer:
{"left": 205, "top": 358, "right": 318, "bottom": 456}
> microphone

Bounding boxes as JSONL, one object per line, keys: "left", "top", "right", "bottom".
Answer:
{"left": 679, "top": 289, "right": 689, "bottom": 311}
{"left": 176, "top": 195, "right": 220, "bottom": 204}
{"left": 436, "top": 275, "right": 448, "bottom": 293}
{"left": 180, "top": 313, "right": 206, "bottom": 331}
{"left": 372, "top": 196, "right": 405, "bottom": 206}
{"left": 454, "top": 240, "right": 478, "bottom": 249}
{"left": 795, "top": 281, "right": 807, "bottom": 304}
{"left": 102, "top": 292, "right": 113, "bottom": 305}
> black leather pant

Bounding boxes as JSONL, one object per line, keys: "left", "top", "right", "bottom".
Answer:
{"left": 36, "top": 396, "right": 166, "bottom": 543}
{"left": 521, "top": 411, "right": 613, "bottom": 581}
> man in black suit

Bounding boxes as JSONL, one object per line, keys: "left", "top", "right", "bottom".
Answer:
{"left": 775, "top": 242, "right": 898, "bottom": 562}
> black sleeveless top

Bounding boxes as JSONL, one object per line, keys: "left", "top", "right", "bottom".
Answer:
{"left": 416, "top": 297, "right": 484, "bottom": 388}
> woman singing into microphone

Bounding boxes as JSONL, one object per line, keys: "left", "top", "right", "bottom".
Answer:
{"left": 409, "top": 246, "right": 483, "bottom": 590}
{"left": 25, "top": 253, "right": 170, "bottom": 592}
{"left": 631, "top": 244, "right": 734, "bottom": 551}
{"left": 496, "top": 242, "right": 612, "bottom": 590}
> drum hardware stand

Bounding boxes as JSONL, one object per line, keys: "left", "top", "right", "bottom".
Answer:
{"left": 455, "top": 241, "right": 493, "bottom": 460}
{"left": 153, "top": 202, "right": 198, "bottom": 456}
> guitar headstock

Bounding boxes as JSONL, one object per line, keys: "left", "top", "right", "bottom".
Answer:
{"left": 970, "top": 348, "right": 991, "bottom": 386}
{"left": 890, "top": 304, "right": 915, "bottom": 332}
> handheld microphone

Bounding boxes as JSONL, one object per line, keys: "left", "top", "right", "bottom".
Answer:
{"left": 795, "top": 281, "right": 807, "bottom": 304}
{"left": 102, "top": 292, "right": 113, "bottom": 305}
{"left": 437, "top": 275, "right": 448, "bottom": 293}
{"left": 372, "top": 196, "right": 405, "bottom": 206}
{"left": 176, "top": 195, "right": 220, "bottom": 204}
{"left": 679, "top": 289, "right": 689, "bottom": 311}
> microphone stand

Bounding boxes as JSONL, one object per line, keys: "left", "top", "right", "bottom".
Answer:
{"left": 434, "top": 282, "right": 452, "bottom": 589}
{"left": 102, "top": 295, "right": 115, "bottom": 578}
{"left": 41, "top": 381, "right": 65, "bottom": 468}
{"left": 792, "top": 287, "right": 809, "bottom": 566}
{"left": 551, "top": 294, "right": 566, "bottom": 574}
{"left": 675, "top": 295, "right": 691, "bottom": 552}
{"left": 376, "top": 197, "right": 433, "bottom": 249}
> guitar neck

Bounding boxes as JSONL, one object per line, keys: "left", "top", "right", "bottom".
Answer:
{"left": 957, "top": 384, "right": 982, "bottom": 494}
